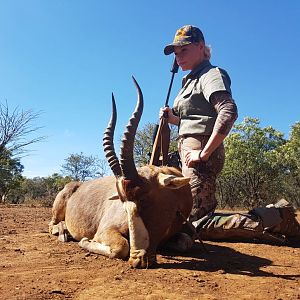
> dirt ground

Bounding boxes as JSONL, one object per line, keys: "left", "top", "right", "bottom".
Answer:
{"left": 0, "top": 205, "right": 299, "bottom": 300}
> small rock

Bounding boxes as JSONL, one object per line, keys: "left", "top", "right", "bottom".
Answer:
{"left": 50, "top": 290, "right": 65, "bottom": 295}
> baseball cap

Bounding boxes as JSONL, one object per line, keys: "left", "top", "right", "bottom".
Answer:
{"left": 164, "top": 25, "right": 205, "bottom": 55}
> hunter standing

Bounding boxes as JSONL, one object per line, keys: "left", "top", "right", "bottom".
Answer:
{"left": 161, "top": 25, "right": 238, "bottom": 224}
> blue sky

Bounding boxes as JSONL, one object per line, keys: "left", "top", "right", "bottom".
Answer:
{"left": 0, "top": 0, "right": 299, "bottom": 178}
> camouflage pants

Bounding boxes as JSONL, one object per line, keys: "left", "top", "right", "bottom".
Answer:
{"left": 178, "top": 135, "right": 225, "bottom": 222}
{"left": 196, "top": 199, "right": 300, "bottom": 244}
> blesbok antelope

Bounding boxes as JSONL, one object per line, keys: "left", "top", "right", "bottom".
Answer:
{"left": 49, "top": 77, "right": 193, "bottom": 268}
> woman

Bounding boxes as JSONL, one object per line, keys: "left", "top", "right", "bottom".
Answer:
{"left": 161, "top": 25, "right": 238, "bottom": 224}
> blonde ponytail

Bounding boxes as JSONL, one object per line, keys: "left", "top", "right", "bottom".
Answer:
{"left": 204, "top": 45, "right": 212, "bottom": 60}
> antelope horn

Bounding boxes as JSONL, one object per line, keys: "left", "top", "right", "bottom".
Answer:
{"left": 103, "top": 93, "right": 122, "bottom": 177}
{"left": 120, "top": 76, "right": 143, "bottom": 181}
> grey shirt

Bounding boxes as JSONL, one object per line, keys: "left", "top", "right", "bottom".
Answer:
{"left": 173, "top": 60, "right": 232, "bottom": 136}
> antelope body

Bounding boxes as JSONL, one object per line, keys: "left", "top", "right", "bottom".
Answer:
{"left": 49, "top": 78, "right": 193, "bottom": 268}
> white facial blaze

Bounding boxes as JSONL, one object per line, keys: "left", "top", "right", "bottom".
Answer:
{"left": 123, "top": 201, "right": 149, "bottom": 252}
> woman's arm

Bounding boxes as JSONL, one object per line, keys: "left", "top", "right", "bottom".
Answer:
{"left": 185, "top": 91, "right": 238, "bottom": 166}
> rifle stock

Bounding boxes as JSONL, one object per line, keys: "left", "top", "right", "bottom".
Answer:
{"left": 149, "top": 58, "right": 178, "bottom": 166}
{"left": 149, "top": 117, "right": 170, "bottom": 166}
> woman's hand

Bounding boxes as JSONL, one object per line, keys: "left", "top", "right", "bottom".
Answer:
{"left": 159, "top": 107, "right": 179, "bottom": 125}
{"left": 185, "top": 150, "right": 209, "bottom": 167}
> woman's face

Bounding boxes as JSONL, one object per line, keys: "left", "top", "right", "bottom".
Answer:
{"left": 174, "top": 42, "right": 204, "bottom": 71}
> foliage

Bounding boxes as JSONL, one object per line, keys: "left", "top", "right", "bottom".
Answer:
{"left": 217, "top": 117, "right": 299, "bottom": 208}
{"left": 280, "top": 121, "right": 300, "bottom": 170}
{"left": 1, "top": 173, "right": 73, "bottom": 206}
{"left": 20, "top": 174, "right": 72, "bottom": 206}
{"left": 133, "top": 122, "right": 178, "bottom": 166}
{"left": 0, "top": 148, "right": 24, "bottom": 203}
{"left": 61, "top": 152, "right": 108, "bottom": 181}
{"left": 1, "top": 151, "right": 108, "bottom": 205}
{"left": 274, "top": 121, "right": 300, "bottom": 206}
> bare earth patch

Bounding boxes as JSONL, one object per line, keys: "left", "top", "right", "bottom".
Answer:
{"left": 0, "top": 205, "right": 299, "bottom": 300}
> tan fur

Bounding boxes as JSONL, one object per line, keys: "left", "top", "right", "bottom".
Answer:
{"left": 49, "top": 166, "right": 193, "bottom": 268}
{"left": 49, "top": 182, "right": 81, "bottom": 233}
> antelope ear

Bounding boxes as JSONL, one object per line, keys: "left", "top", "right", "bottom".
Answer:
{"left": 158, "top": 173, "right": 190, "bottom": 189}
{"left": 108, "top": 193, "right": 120, "bottom": 200}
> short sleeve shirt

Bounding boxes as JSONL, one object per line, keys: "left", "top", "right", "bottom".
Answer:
{"left": 173, "top": 60, "right": 232, "bottom": 136}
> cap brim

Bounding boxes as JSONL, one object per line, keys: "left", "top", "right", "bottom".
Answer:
{"left": 163, "top": 41, "right": 192, "bottom": 55}
{"left": 164, "top": 45, "right": 174, "bottom": 55}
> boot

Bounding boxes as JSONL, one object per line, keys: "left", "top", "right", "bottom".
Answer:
{"left": 270, "top": 199, "right": 300, "bottom": 241}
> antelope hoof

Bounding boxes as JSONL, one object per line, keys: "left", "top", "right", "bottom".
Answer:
{"left": 128, "top": 250, "right": 156, "bottom": 268}
{"left": 79, "top": 237, "right": 89, "bottom": 248}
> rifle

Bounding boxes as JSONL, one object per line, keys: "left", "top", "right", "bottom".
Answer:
{"left": 149, "top": 58, "right": 179, "bottom": 166}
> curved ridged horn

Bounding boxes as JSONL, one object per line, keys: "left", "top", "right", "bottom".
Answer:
{"left": 120, "top": 76, "right": 144, "bottom": 181}
{"left": 103, "top": 93, "right": 122, "bottom": 177}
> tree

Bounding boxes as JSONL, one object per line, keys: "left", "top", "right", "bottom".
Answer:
{"left": 0, "top": 148, "right": 24, "bottom": 202}
{"left": 133, "top": 122, "right": 178, "bottom": 166}
{"left": 217, "top": 117, "right": 286, "bottom": 208}
{"left": 275, "top": 121, "right": 300, "bottom": 206}
{"left": 61, "top": 152, "right": 108, "bottom": 181}
{"left": 19, "top": 173, "right": 72, "bottom": 206}
{"left": 97, "top": 159, "right": 109, "bottom": 177}
{"left": 0, "top": 101, "right": 45, "bottom": 157}
{"left": 281, "top": 121, "right": 300, "bottom": 171}
{"left": 0, "top": 101, "right": 45, "bottom": 202}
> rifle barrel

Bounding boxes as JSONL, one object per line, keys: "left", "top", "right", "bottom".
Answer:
{"left": 164, "top": 73, "right": 175, "bottom": 107}
{"left": 164, "top": 58, "right": 179, "bottom": 107}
